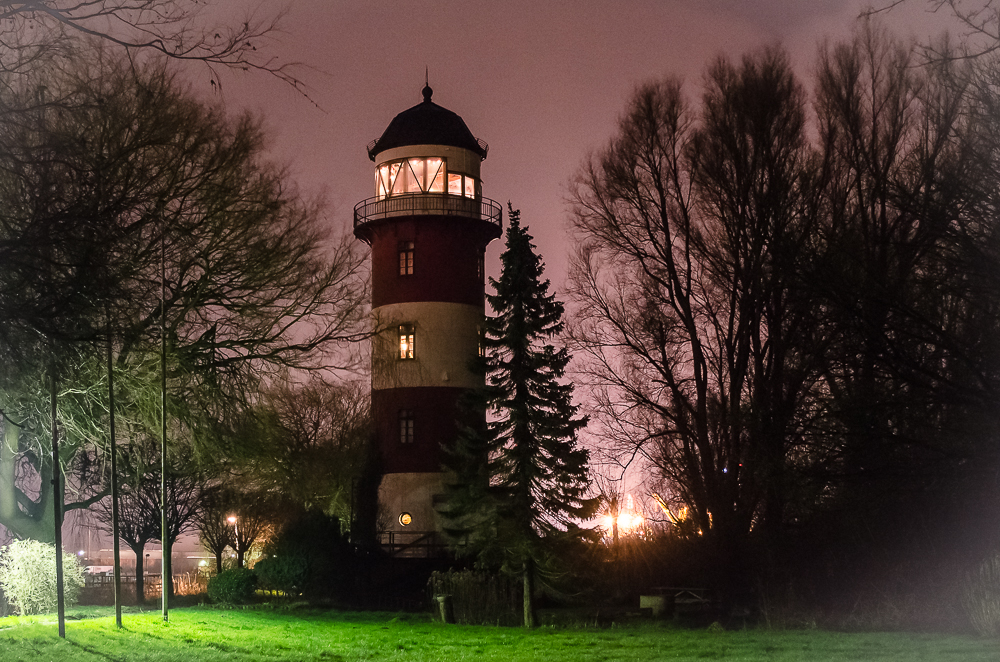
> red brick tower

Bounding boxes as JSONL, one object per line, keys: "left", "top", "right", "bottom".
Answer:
{"left": 354, "top": 85, "right": 501, "bottom": 538}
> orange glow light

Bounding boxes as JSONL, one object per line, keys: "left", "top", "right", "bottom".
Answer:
{"left": 601, "top": 493, "right": 645, "bottom": 534}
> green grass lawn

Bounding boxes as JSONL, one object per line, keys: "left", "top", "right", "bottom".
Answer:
{"left": 0, "top": 606, "right": 996, "bottom": 661}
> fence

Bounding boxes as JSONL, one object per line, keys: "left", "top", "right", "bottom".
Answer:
{"left": 379, "top": 531, "right": 449, "bottom": 558}
{"left": 80, "top": 571, "right": 206, "bottom": 604}
{"left": 429, "top": 569, "right": 522, "bottom": 626}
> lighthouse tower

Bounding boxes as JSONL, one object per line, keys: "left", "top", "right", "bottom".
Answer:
{"left": 354, "top": 85, "right": 502, "bottom": 540}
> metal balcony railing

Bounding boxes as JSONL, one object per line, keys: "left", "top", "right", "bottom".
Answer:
{"left": 379, "top": 530, "right": 448, "bottom": 558}
{"left": 354, "top": 194, "right": 503, "bottom": 230}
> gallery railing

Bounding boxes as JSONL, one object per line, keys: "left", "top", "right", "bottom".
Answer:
{"left": 354, "top": 194, "right": 502, "bottom": 229}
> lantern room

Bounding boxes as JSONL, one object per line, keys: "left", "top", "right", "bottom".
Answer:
{"left": 355, "top": 84, "right": 497, "bottom": 231}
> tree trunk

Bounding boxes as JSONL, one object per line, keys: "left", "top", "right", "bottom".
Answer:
{"left": 130, "top": 543, "right": 146, "bottom": 604}
{"left": 0, "top": 421, "right": 55, "bottom": 542}
{"left": 522, "top": 558, "right": 536, "bottom": 628}
{"left": 165, "top": 538, "right": 174, "bottom": 599}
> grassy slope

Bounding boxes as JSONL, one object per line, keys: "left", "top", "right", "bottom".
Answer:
{"left": 0, "top": 607, "right": 997, "bottom": 662}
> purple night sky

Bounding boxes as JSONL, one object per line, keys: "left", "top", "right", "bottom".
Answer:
{"left": 199, "top": 0, "right": 956, "bottom": 492}
{"left": 209, "top": 0, "right": 953, "bottom": 294}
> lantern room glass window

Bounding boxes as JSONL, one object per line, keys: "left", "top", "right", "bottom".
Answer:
{"left": 375, "top": 157, "right": 477, "bottom": 201}
{"left": 426, "top": 158, "right": 444, "bottom": 192}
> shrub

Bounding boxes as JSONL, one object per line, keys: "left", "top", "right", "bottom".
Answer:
{"left": 0, "top": 540, "right": 85, "bottom": 616}
{"left": 254, "top": 554, "right": 308, "bottom": 596}
{"left": 207, "top": 567, "right": 257, "bottom": 604}
{"left": 264, "top": 511, "right": 349, "bottom": 599}
{"left": 962, "top": 554, "right": 1000, "bottom": 636}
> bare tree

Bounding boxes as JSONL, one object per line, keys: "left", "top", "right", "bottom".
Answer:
{"left": 234, "top": 377, "right": 370, "bottom": 518}
{"left": 194, "top": 487, "right": 234, "bottom": 574}
{"left": 568, "top": 47, "right": 819, "bottom": 585}
{"left": 0, "top": 1, "right": 301, "bottom": 89}
{"left": 225, "top": 491, "right": 274, "bottom": 569}
{"left": 96, "top": 435, "right": 203, "bottom": 602}
{"left": 808, "top": 21, "right": 1000, "bottom": 561}
{"left": 0, "top": 46, "right": 367, "bottom": 541}
{"left": 869, "top": 1, "right": 1000, "bottom": 59}
{"left": 571, "top": 22, "right": 1000, "bottom": 606}
{"left": 96, "top": 453, "right": 157, "bottom": 603}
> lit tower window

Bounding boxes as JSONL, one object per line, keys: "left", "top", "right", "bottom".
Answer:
{"left": 399, "top": 240, "right": 414, "bottom": 275}
{"left": 398, "top": 324, "right": 415, "bottom": 359}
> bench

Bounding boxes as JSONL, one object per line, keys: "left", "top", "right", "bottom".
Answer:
{"left": 639, "top": 587, "right": 711, "bottom": 617}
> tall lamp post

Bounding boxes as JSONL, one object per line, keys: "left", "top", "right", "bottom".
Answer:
{"left": 159, "top": 208, "right": 169, "bottom": 622}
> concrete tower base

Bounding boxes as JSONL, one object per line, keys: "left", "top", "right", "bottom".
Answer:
{"left": 380, "top": 471, "right": 444, "bottom": 534}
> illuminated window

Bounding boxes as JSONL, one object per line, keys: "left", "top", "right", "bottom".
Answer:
{"left": 477, "top": 253, "right": 484, "bottom": 280}
{"left": 376, "top": 163, "right": 402, "bottom": 200}
{"left": 399, "top": 409, "right": 414, "bottom": 444}
{"left": 427, "top": 158, "right": 444, "bottom": 192}
{"left": 375, "top": 157, "right": 458, "bottom": 198}
{"left": 390, "top": 161, "right": 407, "bottom": 195}
{"left": 448, "top": 173, "right": 462, "bottom": 196}
{"left": 446, "top": 172, "right": 477, "bottom": 199}
{"left": 405, "top": 159, "right": 423, "bottom": 193}
{"left": 398, "top": 324, "right": 415, "bottom": 359}
{"left": 399, "top": 241, "right": 414, "bottom": 276}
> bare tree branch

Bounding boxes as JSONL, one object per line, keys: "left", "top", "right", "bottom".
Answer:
{"left": 0, "top": 1, "right": 308, "bottom": 94}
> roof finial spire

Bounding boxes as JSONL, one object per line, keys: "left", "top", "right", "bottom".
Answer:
{"left": 422, "top": 67, "right": 432, "bottom": 103}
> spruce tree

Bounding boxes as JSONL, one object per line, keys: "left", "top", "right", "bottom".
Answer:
{"left": 444, "top": 205, "right": 596, "bottom": 628}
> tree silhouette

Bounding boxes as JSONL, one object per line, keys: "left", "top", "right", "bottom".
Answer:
{"left": 445, "top": 206, "right": 596, "bottom": 628}
{"left": 0, "top": 1, "right": 301, "bottom": 89}
{"left": 568, "top": 47, "right": 819, "bottom": 594}
{"left": 0, "top": 46, "right": 366, "bottom": 542}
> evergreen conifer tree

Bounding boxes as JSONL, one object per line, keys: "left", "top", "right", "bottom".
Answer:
{"left": 443, "top": 205, "right": 597, "bottom": 628}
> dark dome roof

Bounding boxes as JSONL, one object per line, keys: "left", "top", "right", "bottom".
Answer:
{"left": 368, "top": 86, "right": 487, "bottom": 161}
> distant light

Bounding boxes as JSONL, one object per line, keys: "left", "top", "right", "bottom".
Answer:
{"left": 600, "top": 493, "right": 645, "bottom": 537}
{"left": 77, "top": 550, "right": 85, "bottom": 556}
{"left": 227, "top": 516, "right": 237, "bottom": 524}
